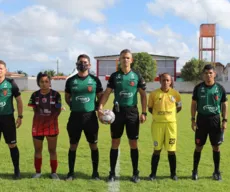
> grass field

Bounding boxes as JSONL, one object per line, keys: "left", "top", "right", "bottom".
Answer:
{"left": 0, "top": 92, "right": 229, "bottom": 192}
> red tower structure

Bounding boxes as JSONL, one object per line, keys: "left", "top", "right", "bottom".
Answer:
{"left": 199, "top": 24, "right": 216, "bottom": 63}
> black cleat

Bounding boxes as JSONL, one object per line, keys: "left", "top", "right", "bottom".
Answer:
{"left": 149, "top": 173, "right": 156, "bottom": 181}
{"left": 66, "top": 172, "right": 74, "bottom": 181}
{"left": 13, "top": 169, "right": 21, "bottom": 180}
{"left": 213, "top": 172, "right": 222, "bottom": 181}
{"left": 170, "top": 174, "right": 178, "bottom": 181}
{"left": 91, "top": 172, "right": 100, "bottom": 180}
{"left": 108, "top": 171, "right": 116, "bottom": 182}
{"left": 192, "top": 170, "right": 198, "bottom": 180}
{"left": 130, "top": 171, "right": 140, "bottom": 183}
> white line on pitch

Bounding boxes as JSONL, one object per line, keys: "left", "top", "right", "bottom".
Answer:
{"left": 108, "top": 149, "right": 120, "bottom": 192}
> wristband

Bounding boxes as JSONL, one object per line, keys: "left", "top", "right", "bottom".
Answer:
{"left": 142, "top": 112, "right": 147, "bottom": 116}
{"left": 18, "top": 115, "right": 23, "bottom": 119}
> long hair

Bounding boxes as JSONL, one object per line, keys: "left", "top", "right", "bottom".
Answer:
{"left": 159, "top": 73, "right": 174, "bottom": 88}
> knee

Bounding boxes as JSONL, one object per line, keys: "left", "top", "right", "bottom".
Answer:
{"left": 212, "top": 145, "right": 220, "bottom": 152}
{"left": 129, "top": 140, "right": 137, "bottom": 149}
{"left": 111, "top": 139, "right": 120, "bottom": 149}
{"left": 89, "top": 143, "right": 98, "bottom": 150}
{"left": 70, "top": 144, "right": 78, "bottom": 151}
{"left": 48, "top": 148, "right": 56, "bottom": 155}
{"left": 195, "top": 145, "right": 203, "bottom": 152}
{"left": 8, "top": 144, "right": 17, "bottom": 149}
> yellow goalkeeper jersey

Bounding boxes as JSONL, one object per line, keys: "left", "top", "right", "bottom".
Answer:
{"left": 148, "top": 88, "right": 181, "bottom": 123}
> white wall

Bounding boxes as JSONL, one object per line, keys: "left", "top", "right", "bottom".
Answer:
{"left": 12, "top": 77, "right": 230, "bottom": 93}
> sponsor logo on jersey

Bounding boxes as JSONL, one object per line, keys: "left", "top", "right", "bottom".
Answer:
{"left": 119, "top": 91, "right": 133, "bottom": 98}
{"left": 3, "top": 82, "right": 7, "bottom": 88}
{"left": 76, "top": 96, "right": 90, "bottom": 103}
{"left": 42, "top": 97, "right": 47, "bottom": 103}
{"left": 88, "top": 78, "right": 93, "bottom": 84}
{"left": 88, "top": 86, "right": 92, "bottom": 92}
{"left": 157, "top": 111, "right": 172, "bottom": 115}
{"left": 0, "top": 102, "right": 6, "bottom": 107}
{"left": 169, "top": 138, "right": 176, "bottom": 144}
{"left": 130, "top": 73, "right": 135, "bottom": 79}
{"left": 2, "top": 89, "right": 7, "bottom": 96}
{"left": 130, "top": 81, "right": 135, "bottom": 86}
{"left": 116, "top": 74, "right": 122, "bottom": 80}
{"left": 73, "top": 79, "right": 78, "bottom": 85}
{"left": 201, "top": 87, "right": 205, "bottom": 93}
{"left": 203, "top": 105, "right": 218, "bottom": 113}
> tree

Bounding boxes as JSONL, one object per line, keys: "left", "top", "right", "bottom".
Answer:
{"left": 44, "top": 70, "right": 56, "bottom": 77}
{"left": 56, "top": 72, "right": 65, "bottom": 76}
{"left": 16, "top": 70, "right": 28, "bottom": 77}
{"left": 181, "top": 58, "right": 206, "bottom": 82}
{"left": 132, "top": 52, "right": 157, "bottom": 82}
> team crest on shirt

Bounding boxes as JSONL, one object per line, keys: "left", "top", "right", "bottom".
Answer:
{"left": 42, "top": 97, "right": 47, "bottom": 103}
{"left": 130, "top": 81, "right": 135, "bottom": 86}
{"left": 2, "top": 89, "right": 7, "bottom": 96}
{"left": 170, "top": 96, "right": 176, "bottom": 102}
{"left": 88, "top": 86, "right": 92, "bottom": 92}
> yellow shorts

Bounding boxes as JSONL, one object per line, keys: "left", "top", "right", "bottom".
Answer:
{"left": 151, "top": 122, "right": 177, "bottom": 151}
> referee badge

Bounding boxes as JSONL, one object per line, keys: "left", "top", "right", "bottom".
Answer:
{"left": 2, "top": 89, "right": 7, "bottom": 96}
{"left": 88, "top": 86, "right": 92, "bottom": 92}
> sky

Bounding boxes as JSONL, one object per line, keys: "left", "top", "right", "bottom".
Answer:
{"left": 1, "top": 0, "right": 230, "bottom": 76}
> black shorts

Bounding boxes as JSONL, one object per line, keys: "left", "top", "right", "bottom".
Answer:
{"left": 111, "top": 106, "right": 139, "bottom": 140}
{"left": 0, "top": 114, "right": 17, "bottom": 144}
{"left": 195, "top": 113, "right": 221, "bottom": 146}
{"left": 67, "top": 111, "right": 99, "bottom": 144}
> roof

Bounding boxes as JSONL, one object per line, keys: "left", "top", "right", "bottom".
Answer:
{"left": 6, "top": 72, "right": 25, "bottom": 77}
{"left": 94, "top": 53, "right": 179, "bottom": 60}
{"left": 52, "top": 76, "right": 67, "bottom": 80}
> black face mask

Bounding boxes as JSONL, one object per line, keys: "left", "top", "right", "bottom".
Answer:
{"left": 77, "top": 62, "right": 88, "bottom": 72}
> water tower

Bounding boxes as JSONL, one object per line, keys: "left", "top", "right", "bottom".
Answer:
{"left": 199, "top": 24, "right": 216, "bottom": 63}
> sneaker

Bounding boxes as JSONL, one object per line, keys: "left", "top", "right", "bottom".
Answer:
{"left": 149, "top": 173, "right": 156, "bottom": 181}
{"left": 66, "top": 172, "right": 74, "bottom": 181}
{"left": 130, "top": 171, "right": 140, "bottom": 183}
{"left": 51, "top": 173, "right": 60, "bottom": 180}
{"left": 13, "top": 169, "right": 21, "bottom": 180}
{"left": 192, "top": 170, "right": 198, "bottom": 180}
{"left": 108, "top": 171, "right": 116, "bottom": 182}
{"left": 91, "top": 172, "right": 100, "bottom": 180}
{"left": 170, "top": 174, "right": 178, "bottom": 181}
{"left": 213, "top": 172, "right": 222, "bottom": 181}
{"left": 32, "top": 173, "right": 42, "bottom": 179}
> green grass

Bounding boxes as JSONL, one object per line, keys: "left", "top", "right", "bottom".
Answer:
{"left": 0, "top": 92, "right": 229, "bottom": 192}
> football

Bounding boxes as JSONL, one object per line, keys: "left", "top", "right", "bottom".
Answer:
{"left": 100, "top": 109, "right": 115, "bottom": 124}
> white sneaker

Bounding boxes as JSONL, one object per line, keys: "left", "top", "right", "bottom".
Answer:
{"left": 32, "top": 173, "right": 42, "bottom": 178}
{"left": 51, "top": 173, "right": 60, "bottom": 180}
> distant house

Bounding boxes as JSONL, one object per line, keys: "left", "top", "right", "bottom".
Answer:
{"left": 6, "top": 72, "right": 25, "bottom": 78}
{"left": 52, "top": 76, "right": 67, "bottom": 80}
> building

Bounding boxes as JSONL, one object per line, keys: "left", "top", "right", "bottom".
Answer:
{"left": 94, "top": 53, "right": 179, "bottom": 88}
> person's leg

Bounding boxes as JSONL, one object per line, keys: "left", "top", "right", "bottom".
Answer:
{"left": 47, "top": 135, "right": 59, "bottom": 179}
{"left": 4, "top": 115, "right": 20, "bottom": 179}
{"left": 32, "top": 136, "right": 44, "bottom": 178}
{"left": 66, "top": 112, "right": 82, "bottom": 180}
{"left": 89, "top": 143, "right": 99, "bottom": 179}
{"left": 126, "top": 107, "right": 140, "bottom": 183}
{"left": 108, "top": 110, "right": 124, "bottom": 181}
{"left": 166, "top": 123, "right": 177, "bottom": 180}
{"left": 149, "top": 122, "right": 164, "bottom": 180}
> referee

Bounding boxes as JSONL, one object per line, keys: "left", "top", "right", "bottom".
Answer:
{"left": 191, "top": 64, "right": 228, "bottom": 181}
{"left": 0, "top": 60, "right": 23, "bottom": 179}
{"left": 98, "top": 49, "right": 147, "bottom": 183}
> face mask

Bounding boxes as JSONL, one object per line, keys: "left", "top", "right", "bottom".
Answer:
{"left": 77, "top": 62, "right": 88, "bottom": 72}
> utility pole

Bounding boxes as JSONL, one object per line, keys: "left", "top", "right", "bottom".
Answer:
{"left": 57, "top": 59, "right": 59, "bottom": 75}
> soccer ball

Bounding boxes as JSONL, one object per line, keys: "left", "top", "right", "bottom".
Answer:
{"left": 100, "top": 109, "right": 115, "bottom": 124}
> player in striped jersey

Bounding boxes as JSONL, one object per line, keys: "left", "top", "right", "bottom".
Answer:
{"left": 148, "top": 73, "right": 182, "bottom": 180}
{"left": 28, "top": 72, "right": 62, "bottom": 179}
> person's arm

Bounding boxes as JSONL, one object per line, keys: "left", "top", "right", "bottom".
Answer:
{"left": 65, "top": 92, "right": 71, "bottom": 107}
{"left": 176, "top": 92, "right": 182, "bottom": 113}
{"left": 98, "top": 88, "right": 113, "bottom": 111}
{"left": 15, "top": 95, "right": 23, "bottom": 128}
{"left": 221, "top": 101, "right": 228, "bottom": 131}
{"left": 139, "top": 88, "right": 147, "bottom": 114}
{"left": 55, "top": 92, "right": 62, "bottom": 116}
{"left": 148, "top": 92, "right": 153, "bottom": 114}
{"left": 191, "top": 100, "right": 197, "bottom": 131}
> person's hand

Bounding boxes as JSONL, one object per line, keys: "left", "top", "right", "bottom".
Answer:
{"left": 221, "top": 121, "right": 227, "bottom": 132}
{"left": 16, "top": 118, "right": 22, "bottom": 128}
{"left": 97, "top": 109, "right": 104, "bottom": 122}
{"left": 140, "top": 114, "right": 146, "bottom": 123}
{"left": 191, "top": 120, "right": 197, "bottom": 132}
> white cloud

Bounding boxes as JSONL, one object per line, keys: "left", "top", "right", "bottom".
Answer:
{"left": 147, "top": 0, "right": 230, "bottom": 29}
{"left": 34, "top": 0, "right": 118, "bottom": 23}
